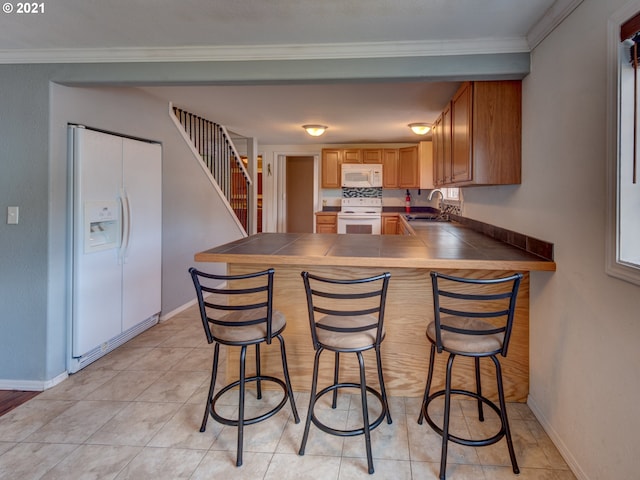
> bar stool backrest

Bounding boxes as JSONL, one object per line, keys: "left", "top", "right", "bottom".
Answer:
{"left": 189, "top": 267, "right": 276, "bottom": 345}
{"left": 430, "top": 271, "right": 523, "bottom": 356}
{"left": 301, "top": 271, "right": 391, "bottom": 350}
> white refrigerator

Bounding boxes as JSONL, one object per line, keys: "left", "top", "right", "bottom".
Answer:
{"left": 68, "top": 125, "right": 162, "bottom": 373}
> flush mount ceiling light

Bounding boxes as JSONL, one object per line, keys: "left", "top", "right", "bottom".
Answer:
{"left": 302, "top": 124, "right": 328, "bottom": 137}
{"left": 408, "top": 123, "right": 431, "bottom": 135}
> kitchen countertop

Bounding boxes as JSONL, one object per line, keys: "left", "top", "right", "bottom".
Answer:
{"left": 195, "top": 220, "right": 556, "bottom": 271}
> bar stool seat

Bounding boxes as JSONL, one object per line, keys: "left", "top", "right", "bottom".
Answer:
{"left": 315, "top": 314, "right": 384, "bottom": 349}
{"left": 418, "top": 271, "right": 523, "bottom": 480}
{"left": 298, "top": 271, "right": 392, "bottom": 475}
{"left": 426, "top": 316, "right": 504, "bottom": 353}
{"left": 189, "top": 267, "right": 299, "bottom": 467}
{"left": 211, "top": 308, "right": 286, "bottom": 343}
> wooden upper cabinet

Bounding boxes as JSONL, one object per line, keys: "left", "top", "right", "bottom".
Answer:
{"left": 418, "top": 141, "right": 434, "bottom": 189}
{"left": 432, "top": 115, "right": 442, "bottom": 186}
{"left": 342, "top": 149, "right": 362, "bottom": 164}
{"left": 432, "top": 103, "right": 452, "bottom": 187}
{"left": 398, "top": 146, "right": 419, "bottom": 188}
{"left": 322, "top": 149, "right": 342, "bottom": 188}
{"left": 472, "top": 81, "right": 521, "bottom": 185}
{"left": 362, "top": 149, "right": 383, "bottom": 163}
{"left": 442, "top": 103, "right": 452, "bottom": 184}
{"left": 321, "top": 146, "right": 424, "bottom": 190}
{"left": 446, "top": 81, "right": 521, "bottom": 186}
{"left": 382, "top": 149, "right": 399, "bottom": 188}
{"left": 452, "top": 82, "right": 472, "bottom": 183}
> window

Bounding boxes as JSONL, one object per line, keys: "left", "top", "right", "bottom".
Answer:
{"left": 607, "top": 3, "right": 640, "bottom": 284}
{"left": 441, "top": 187, "right": 460, "bottom": 202}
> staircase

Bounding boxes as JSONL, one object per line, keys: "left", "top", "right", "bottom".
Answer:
{"left": 172, "top": 106, "right": 252, "bottom": 233}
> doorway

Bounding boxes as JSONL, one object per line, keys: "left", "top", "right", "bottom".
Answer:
{"left": 285, "top": 156, "right": 314, "bottom": 233}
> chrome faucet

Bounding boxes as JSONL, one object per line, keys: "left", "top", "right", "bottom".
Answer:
{"left": 428, "top": 189, "right": 444, "bottom": 201}
{"left": 428, "top": 189, "right": 449, "bottom": 221}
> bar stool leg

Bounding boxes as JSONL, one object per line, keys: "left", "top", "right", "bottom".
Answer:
{"left": 375, "top": 346, "right": 392, "bottom": 424}
{"left": 255, "top": 344, "right": 262, "bottom": 400}
{"left": 439, "top": 353, "right": 456, "bottom": 480}
{"left": 492, "top": 356, "right": 520, "bottom": 474}
{"left": 357, "top": 351, "right": 374, "bottom": 474}
{"left": 299, "top": 348, "right": 322, "bottom": 455}
{"left": 277, "top": 335, "right": 300, "bottom": 423}
{"left": 475, "top": 357, "right": 484, "bottom": 422}
{"left": 237, "top": 345, "right": 247, "bottom": 467}
{"left": 332, "top": 352, "right": 340, "bottom": 408}
{"left": 201, "top": 343, "right": 220, "bottom": 432}
{"left": 418, "top": 344, "right": 436, "bottom": 424}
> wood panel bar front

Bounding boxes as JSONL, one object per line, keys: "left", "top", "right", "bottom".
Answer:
{"left": 225, "top": 262, "right": 530, "bottom": 401}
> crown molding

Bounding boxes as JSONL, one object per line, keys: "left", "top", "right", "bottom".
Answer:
{"left": 0, "top": 37, "right": 530, "bottom": 64}
{"left": 527, "top": 0, "right": 584, "bottom": 49}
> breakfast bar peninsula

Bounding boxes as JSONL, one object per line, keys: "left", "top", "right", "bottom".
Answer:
{"left": 195, "top": 220, "right": 555, "bottom": 401}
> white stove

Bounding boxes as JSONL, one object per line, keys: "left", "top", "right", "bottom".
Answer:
{"left": 337, "top": 198, "right": 382, "bottom": 234}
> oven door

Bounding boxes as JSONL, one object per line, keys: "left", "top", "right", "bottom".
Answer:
{"left": 337, "top": 214, "right": 381, "bottom": 234}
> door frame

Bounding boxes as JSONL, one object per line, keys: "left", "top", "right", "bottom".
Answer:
{"left": 275, "top": 152, "right": 320, "bottom": 233}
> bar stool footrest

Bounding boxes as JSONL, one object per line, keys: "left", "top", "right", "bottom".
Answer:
{"left": 311, "top": 383, "right": 387, "bottom": 437}
{"left": 209, "top": 375, "right": 290, "bottom": 427}
{"left": 423, "top": 388, "right": 506, "bottom": 447}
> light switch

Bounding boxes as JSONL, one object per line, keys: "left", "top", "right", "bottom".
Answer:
{"left": 7, "top": 206, "right": 19, "bottom": 225}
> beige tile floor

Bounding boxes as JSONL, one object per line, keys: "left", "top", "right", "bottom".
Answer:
{"left": 0, "top": 305, "right": 576, "bottom": 479}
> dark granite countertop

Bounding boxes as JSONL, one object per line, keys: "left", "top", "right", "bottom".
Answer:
{"left": 195, "top": 222, "right": 556, "bottom": 271}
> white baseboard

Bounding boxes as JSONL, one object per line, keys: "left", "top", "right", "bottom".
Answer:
{"left": 0, "top": 371, "right": 68, "bottom": 392}
{"left": 159, "top": 297, "right": 198, "bottom": 322}
{"left": 527, "top": 394, "right": 589, "bottom": 480}
{"left": 160, "top": 289, "right": 221, "bottom": 323}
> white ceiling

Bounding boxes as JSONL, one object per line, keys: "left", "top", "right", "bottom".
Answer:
{"left": 0, "top": 0, "right": 579, "bottom": 145}
{"left": 138, "top": 82, "right": 464, "bottom": 144}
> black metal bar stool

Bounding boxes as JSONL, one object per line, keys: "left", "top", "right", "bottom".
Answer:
{"left": 418, "top": 271, "right": 523, "bottom": 480}
{"left": 298, "top": 271, "right": 392, "bottom": 475}
{"left": 189, "top": 267, "right": 299, "bottom": 467}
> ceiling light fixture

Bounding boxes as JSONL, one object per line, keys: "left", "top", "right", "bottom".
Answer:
{"left": 302, "top": 124, "right": 328, "bottom": 137}
{"left": 408, "top": 123, "right": 431, "bottom": 135}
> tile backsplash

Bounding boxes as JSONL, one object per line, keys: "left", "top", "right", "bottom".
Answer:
{"left": 342, "top": 187, "right": 382, "bottom": 198}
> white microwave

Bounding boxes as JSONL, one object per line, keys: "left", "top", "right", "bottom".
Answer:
{"left": 341, "top": 164, "right": 383, "bottom": 188}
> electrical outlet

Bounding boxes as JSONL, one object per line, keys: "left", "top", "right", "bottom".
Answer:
{"left": 7, "top": 206, "right": 19, "bottom": 224}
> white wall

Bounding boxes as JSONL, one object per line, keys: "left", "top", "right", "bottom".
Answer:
{"left": 0, "top": 65, "right": 54, "bottom": 384}
{"left": 462, "top": 1, "right": 640, "bottom": 478}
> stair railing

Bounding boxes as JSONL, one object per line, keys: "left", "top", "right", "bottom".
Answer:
{"left": 172, "top": 106, "right": 252, "bottom": 233}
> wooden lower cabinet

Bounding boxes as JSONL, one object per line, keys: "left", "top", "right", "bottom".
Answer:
{"left": 382, "top": 215, "right": 399, "bottom": 235}
{"left": 315, "top": 212, "right": 337, "bottom": 233}
{"left": 382, "top": 214, "right": 415, "bottom": 235}
{"left": 397, "top": 216, "right": 411, "bottom": 235}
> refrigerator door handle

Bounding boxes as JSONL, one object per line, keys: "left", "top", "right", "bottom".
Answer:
{"left": 120, "top": 188, "right": 132, "bottom": 263}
